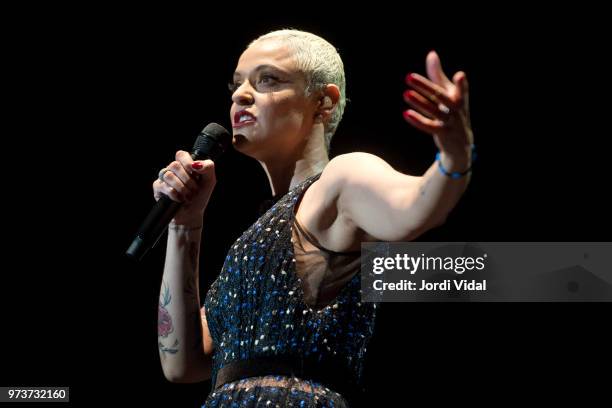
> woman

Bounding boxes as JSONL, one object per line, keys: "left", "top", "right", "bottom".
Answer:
{"left": 154, "top": 29, "right": 474, "bottom": 407}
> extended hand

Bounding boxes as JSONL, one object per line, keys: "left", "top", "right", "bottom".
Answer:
{"left": 403, "top": 51, "right": 474, "bottom": 161}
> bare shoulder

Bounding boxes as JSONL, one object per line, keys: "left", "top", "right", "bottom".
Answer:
{"left": 325, "top": 152, "right": 403, "bottom": 183}
{"left": 317, "top": 152, "right": 394, "bottom": 194}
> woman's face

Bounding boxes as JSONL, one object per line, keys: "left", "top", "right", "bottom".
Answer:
{"left": 229, "top": 39, "right": 318, "bottom": 160}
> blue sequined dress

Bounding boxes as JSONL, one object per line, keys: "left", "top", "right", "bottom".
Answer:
{"left": 203, "top": 172, "right": 377, "bottom": 408}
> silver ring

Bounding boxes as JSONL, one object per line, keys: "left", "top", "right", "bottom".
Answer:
{"left": 158, "top": 167, "right": 168, "bottom": 182}
{"left": 439, "top": 104, "right": 450, "bottom": 115}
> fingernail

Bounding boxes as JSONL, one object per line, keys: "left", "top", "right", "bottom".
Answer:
{"left": 405, "top": 73, "right": 416, "bottom": 84}
{"left": 191, "top": 162, "right": 203, "bottom": 170}
{"left": 403, "top": 90, "right": 413, "bottom": 101}
{"left": 403, "top": 110, "right": 413, "bottom": 120}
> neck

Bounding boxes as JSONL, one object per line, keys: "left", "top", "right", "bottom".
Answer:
{"left": 258, "top": 130, "right": 329, "bottom": 197}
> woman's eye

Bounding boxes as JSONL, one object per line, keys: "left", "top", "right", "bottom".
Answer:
{"left": 258, "top": 74, "right": 278, "bottom": 85}
{"left": 228, "top": 75, "right": 279, "bottom": 93}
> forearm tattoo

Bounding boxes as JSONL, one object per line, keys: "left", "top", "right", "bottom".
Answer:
{"left": 158, "top": 281, "right": 179, "bottom": 354}
{"left": 158, "top": 241, "right": 201, "bottom": 355}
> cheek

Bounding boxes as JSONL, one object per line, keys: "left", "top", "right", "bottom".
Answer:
{"left": 271, "top": 110, "right": 302, "bottom": 130}
{"left": 264, "top": 95, "right": 309, "bottom": 129}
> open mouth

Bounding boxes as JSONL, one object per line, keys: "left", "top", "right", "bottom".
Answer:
{"left": 233, "top": 110, "right": 256, "bottom": 128}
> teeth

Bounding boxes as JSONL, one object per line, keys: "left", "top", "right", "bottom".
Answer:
{"left": 239, "top": 114, "right": 254, "bottom": 123}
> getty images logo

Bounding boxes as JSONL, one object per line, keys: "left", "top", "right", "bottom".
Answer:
{"left": 371, "top": 253, "right": 488, "bottom": 275}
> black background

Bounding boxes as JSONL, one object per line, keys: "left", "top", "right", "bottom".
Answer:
{"left": 3, "top": 3, "right": 611, "bottom": 407}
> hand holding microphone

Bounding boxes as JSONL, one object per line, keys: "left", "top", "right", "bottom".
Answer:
{"left": 154, "top": 151, "right": 216, "bottom": 227}
{"left": 126, "top": 123, "right": 231, "bottom": 261}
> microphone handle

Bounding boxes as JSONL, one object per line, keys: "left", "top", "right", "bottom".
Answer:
{"left": 126, "top": 152, "right": 207, "bottom": 261}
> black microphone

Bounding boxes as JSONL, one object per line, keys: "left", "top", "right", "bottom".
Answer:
{"left": 126, "top": 123, "right": 231, "bottom": 261}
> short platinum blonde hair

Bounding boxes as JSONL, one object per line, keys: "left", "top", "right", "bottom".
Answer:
{"left": 249, "top": 29, "right": 346, "bottom": 153}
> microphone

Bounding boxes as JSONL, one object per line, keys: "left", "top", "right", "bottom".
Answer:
{"left": 126, "top": 123, "right": 231, "bottom": 261}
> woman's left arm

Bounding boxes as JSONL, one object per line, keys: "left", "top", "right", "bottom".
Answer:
{"left": 327, "top": 51, "right": 474, "bottom": 242}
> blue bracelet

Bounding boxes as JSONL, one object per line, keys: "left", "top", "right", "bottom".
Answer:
{"left": 436, "top": 144, "right": 477, "bottom": 179}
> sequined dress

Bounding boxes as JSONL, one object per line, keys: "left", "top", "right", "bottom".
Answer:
{"left": 203, "top": 172, "right": 377, "bottom": 408}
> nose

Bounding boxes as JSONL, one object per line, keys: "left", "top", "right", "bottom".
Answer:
{"left": 231, "top": 81, "right": 255, "bottom": 106}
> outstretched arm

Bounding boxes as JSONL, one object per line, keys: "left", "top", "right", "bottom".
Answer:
{"left": 328, "top": 51, "right": 474, "bottom": 241}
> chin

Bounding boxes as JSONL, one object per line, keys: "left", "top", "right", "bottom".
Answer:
{"left": 232, "top": 132, "right": 246, "bottom": 144}
{"left": 232, "top": 133, "right": 258, "bottom": 155}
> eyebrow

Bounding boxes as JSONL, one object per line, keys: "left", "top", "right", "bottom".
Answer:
{"left": 233, "top": 64, "right": 289, "bottom": 80}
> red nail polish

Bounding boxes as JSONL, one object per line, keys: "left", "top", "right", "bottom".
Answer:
{"left": 403, "top": 90, "right": 413, "bottom": 100}
{"left": 403, "top": 110, "right": 413, "bottom": 120}
{"left": 191, "top": 162, "right": 203, "bottom": 170}
{"left": 405, "top": 73, "right": 416, "bottom": 84}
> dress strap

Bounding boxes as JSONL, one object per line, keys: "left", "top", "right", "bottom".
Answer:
{"left": 292, "top": 172, "right": 360, "bottom": 256}
{"left": 294, "top": 216, "right": 360, "bottom": 256}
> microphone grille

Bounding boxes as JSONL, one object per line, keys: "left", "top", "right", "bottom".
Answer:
{"left": 193, "top": 123, "right": 231, "bottom": 151}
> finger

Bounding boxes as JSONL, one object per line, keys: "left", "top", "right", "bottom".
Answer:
{"left": 426, "top": 50, "right": 452, "bottom": 88}
{"left": 153, "top": 179, "right": 164, "bottom": 201}
{"left": 403, "top": 90, "right": 449, "bottom": 121}
{"left": 406, "top": 72, "right": 457, "bottom": 109}
{"left": 153, "top": 177, "right": 188, "bottom": 202}
{"left": 453, "top": 71, "right": 469, "bottom": 109}
{"left": 191, "top": 160, "right": 215, "bottom": 186}
{"left": 402, "top": 109, "right": 445, "bottom": 134}
{"left": 161, "top": 183, "right": 185, "bottom": 203}
{"left": 176, "top": 150, "right": 195, "bottom": 173}
{"left": 154, "top": 175, "right": 184, "bottom": 203}
{"left": 175, "top": 150, "right": 204, "bottom": 188}
{"left": 161, "top": 170, "right": 191, "bottom": 201}
{"left": 167, "top": 160, "right": 198, "bottom": 194}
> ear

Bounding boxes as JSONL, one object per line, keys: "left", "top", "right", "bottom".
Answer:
{"left": 315, "top": 84, "right": 340, "bottom": 124}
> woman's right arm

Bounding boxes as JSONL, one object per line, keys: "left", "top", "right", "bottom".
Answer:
{"left": 154, "top": 151, "right": 217, "bottom": 383}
